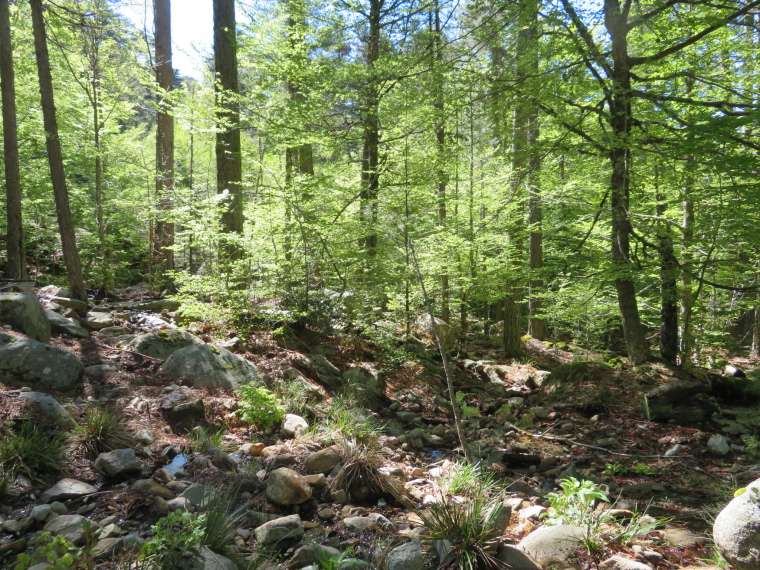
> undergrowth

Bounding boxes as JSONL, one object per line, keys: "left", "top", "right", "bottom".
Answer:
{"left": 0, "top": 421, "right": 67, "bottom": 483}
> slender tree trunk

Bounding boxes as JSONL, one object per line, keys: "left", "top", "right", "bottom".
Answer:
{"left": 432, "top": 1, "right": 450, "bottom": 323}
{"left": 524, "top": 2, "right": 546, "bottom": 340}
{"left": 154, "top": 0, "right": 174, "bottom": 275}
{"left": 604, "top": 0, "right": 651, "bottom": 364}
{"left": 0, "top": 0, "right": 24, "bottom": 279}
{"left": 214, "top": 0, "right": 243, "bottom": 262}
{"left": 30, "top": 0, "right": 86, "bottom": 301}
{"left": 360, "top": 0, "right": 381, "bottom": 268}
{"left": 655, "top": 165, "right": 678, "bottom": 363}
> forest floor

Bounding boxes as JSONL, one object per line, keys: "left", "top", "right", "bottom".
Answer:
{"left": 0, "top": 292, "right": 752, "bottom": 569}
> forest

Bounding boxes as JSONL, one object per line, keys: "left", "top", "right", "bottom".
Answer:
{"left": 2, "top": 0, "right": 760, "bottom": 568}
{"left": 2, "top": 0, "right": 759, "bottom": 365}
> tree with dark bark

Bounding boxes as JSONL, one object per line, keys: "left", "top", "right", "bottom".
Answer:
{"left": 30, "top": 0, "right": 86, "bottom": 301}
{"left": 213, "top": 0, "right": 243, "bottom": 263}
{"left": 0, "top": 0, "right": 25, "bottom": 279}
{"left": 154, "top": 0, "right": 174, "bottom": 277}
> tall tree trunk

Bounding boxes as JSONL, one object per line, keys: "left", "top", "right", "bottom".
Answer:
{"left": 432, "top": 0, "right": 450, "bottom": 323}
{"left": 154, "top": 0, "right": 174, "bottom": 276}
{"left": 604, "top": 0, "right": 651, "bottom": 364}
{"left": 0, "top": 0, "right": 24, "bottom": 279}
{"left": 360, "top": 0, "right": 381, "bottom": 268}
{"left": 30, "top": 0, "right": 86, "bottom": 301}
{"left": 655, "top": 164, "right": 678, "bottom": 363}
{"left": 524, "top": 3, "right": 545, "bottom": 340}
{"left": 214, "top": 0, "right": 243, "bottom": 263}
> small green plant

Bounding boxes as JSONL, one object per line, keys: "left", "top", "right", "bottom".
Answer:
{"left": 316, "top": 549, "right": 370, "bottom": 569}
{"left": 439, "top": 461, "right": 494, "bottom": 497}
{"left": 742, "top": 433, "right": 760, "bottom": 456}
{"left": 602, "top": 462, "right": 626, "bottom": 476}
{"left": 455, "top": 392, "right": 481, "bottom": 419}
{"left": 140, "top": 511, "right": 205, "bottom": 569}
{"left": 630, "top": 462, "right": 657, "bottom": 476}
{"left": 419, "top": 476, "right": 507, "bottom": 569}
{"left": 14, "top": 533, "right": 77, "bottom": 570}
{"left": 544, "top": 477, "right": 612, "bottom": 554}
{"left": 189, "top": 424, "right": 228, "bottom": 453}
{"left": 75, "top": 407, "right": 134, "bottom": 458}
{"left": 0, "top": 421, "right": 67, "bottom": 483}
{"left": 314, "top": 395, "right": 382, "bottom": 443}
{"left": 234, "top": 383, "right": 285, "bottom": 431}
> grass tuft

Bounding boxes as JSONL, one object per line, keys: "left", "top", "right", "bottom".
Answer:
{"left": 0, "top": 421, "right": 67, "bottom": 483}
{"left": 75, "top": 406, "right": 135, "bottom": 458}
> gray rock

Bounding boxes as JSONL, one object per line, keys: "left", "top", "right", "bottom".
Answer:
{"left": 130, "top": 479, "right": 175, "bottom": 500}
{"left": 97, "top": 326, "right": 132, "bottom": 339}
{"left": 43, "top": 514, "right": 89, "bottom": 546}
{"left": 304, "top": 354, "right": 342, "bottom": 389}
{"left": 266, "top": 468, "right": 312, "bottom": 505}
{"left": 49, "top": 296, "right": 88, "bottom": 315}
{"left": 416, "top": 314, "right": 455, "bottom": 349}
{"left": 495, "top": 545, "right": 542, "bottom": 570}
{"left": 3, "top": 517, "right": 33, "bottom": 534}
{"left": 181, "top": 484, "right": 218, "bottom": 509}
{"left": 714, "top": 477, "right": 760, "bottom": 569}
{"left": 0, "top": 292, "right": 51, "bottom": 342}
{"left": 130, "top": 330, "right": 205, "bottom": 360}
{"left": 304, "top": 445, "right": 342, "bottom": 474}
{"left": 164, "top": 398, "right": 205, "bottom": 422}
{"left": 708, "top": 434, "right": 731, "bottom": 456}
{"left": 282, "top": 369, "right": 324, "bottom": 401}
{"left": 41, "top": 479, "right": 96, "bottom": 502}
{"left": 83, "top": 365, "right": 117, "bottom": 379}
{"left": 343, "top": 516, "right": 379, "bottom": 532}
{"left": 45, "top": 310, "right": 88, "bottom": 338}
{"left": 135, "top": 430, "right": 154, "bottom": 445}
{"left": 94, "top": 449, "right": 141, "bottom": 478}
{"left": 0, "top": 333, "right": 83, "bottom": 390}
{"left": 288, "top": 544, "right": 341, "bottom": 569}
{"left": 166, "top": 496, "right": 193, "bottom": 512}
{"left": 31, "top": 504, "right": 53, "bottom": 522}
{"left": 620, "top": 482, "right": 666, "bottom": 498}
{"left": 281, "top": 414, "right": 308, "bottom": 438}
{"left": 92, "top": 537, "right": 122, "bottom": 561}
{"left": 643, "top": 380, "right": 717, "bottom": 423}
{"left": 85, "top": 311, "right": 113, "bottom": 330}
{"left": 18, "top": 392, "right": 75, "bottom": 428}
{"left": 188, "top": 546, "right": 239, "bottom": 570}
{"left": 517, "top": 525, "right": 585, "bottom": 567}
{"left": 343, "top": 365, "right": 385, "bottom": 401}
{"left": 485, "top": 502, "right": 512, "bottom": 538}
{"left": 254, "top": 513, "right": 304, "bottom": 545}
{"left": 599, "top": 556, "right": 652, "bottom": 570}
{"left": 385, "top": 539, "right": 424, "bottom": 570}
{"left": 368, "top": 512, "right": 395, "bottom": 531}
{"left": 160, "top": 344, "right": 262, "bottom": 389}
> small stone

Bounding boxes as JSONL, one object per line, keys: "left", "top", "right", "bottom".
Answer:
{"left": 94, "top": 449, "right": 141, "bottom": 478}
{"left": 130, "top": 479, "right": 175, "bottom": 500}
{"left": 135, "top": 430, "right": 154, "bottom": 446}
{"left": 254, "top": 514, "right": 304, "bottom": 545}
{"left": 41, "top": 479, "right": 96, "bottom": 503}
{"left": 708, "top": 435, "right": 731, "bottom": 456}
{"left": 280, "top": 413, "right": 308, "bottom": 438}
{"left": 343, "top": 516, "right": 380, "bottom": 532}
{"left": 304, "top": 473, "right": 327, "bottom": 487}
{"left": 266, "top": 468, "right": 312, "bottom": 505}
{"left": 31, "top": 505, "right": 52, "bottom": 522}
{"left": 318, "top": 508, "right": 335, "bottom": 520}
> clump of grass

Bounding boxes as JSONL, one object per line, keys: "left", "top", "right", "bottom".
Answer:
{"left": 333, "top": 438, "right": 413, "bottom": 507}
{"left": 0, "top": 421, "right": 67, "bottom": 483}
{"left": 313, "top": 395, "right": 382, "bottom": 444}
{"left": 419, "top": 475, "right": 507, "bottom": 569}
{"left": 438, "top": 461, "right": 494, "bottom": 496}
{"left": 75, "top": 406, "right": 134, "bottom": 458}
{"left": 198, "top": 484, "right": 249, "bottom": 554}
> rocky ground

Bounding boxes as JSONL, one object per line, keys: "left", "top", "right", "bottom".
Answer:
{"left": 0, "top": 281, "right": 757, "bottom": 569}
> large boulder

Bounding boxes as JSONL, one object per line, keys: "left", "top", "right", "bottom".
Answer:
{"left": 130, "top": 330, "right": 205, "bottom": 360}
{"left": 0, "top": 292, "right": 51, "bottom": 343}
{"left": 18, "top": 392, "right": 75, "bottom": 428}
{"left": 517, "top": 525, "right": 585, "bottom": 568}
{"left": 254, "top": 514, "right": 304, "bottom": 545}
{"left": 415, "top": 314, "right": 455, "bottom": 350}
{"left": 714, "top": 476, "right": 760, "bottom": 569}
{"left": 643, "top": 380, "right": 718, "bottom": 423}
{"left": 0, "top": 333, "right": 83, "bottom": 390}
{"left": 45, "top": 309, "right": 88, "bottom": 338}
{"left": 160, "top": 344, "right": 261, "bottom": 389}
{"left": 343, "top": 365, "right": 385, "bottom": 401}
{"left": 266, "top": 468, "right": 312, "bottom": 505}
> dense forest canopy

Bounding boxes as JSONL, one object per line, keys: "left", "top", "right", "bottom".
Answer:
{"left": 2, "top": 0, "right": 760, "bottom": 366}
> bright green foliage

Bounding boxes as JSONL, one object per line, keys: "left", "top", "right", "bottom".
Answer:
{"left": 74, "top": 407, "right": 134, "bottom": 458}
{"left": 0, "top": 422, "right": 67, "bottom": 483}
{"left": 438, "top": 461, "right": 494, "bottom": 497}
{"left": 198, "top": 486, "right": 249, "bottom": 554}
{"left": 234, "top": 384, "right": 285, "bottom": 431}
{"left": 544, "top": 477, "right": 610, "bottom": 528}
{"left": 140, "top": 511, "right": 205, "bottom": 569}
{"left": 315, "top": 395, "right": 382, "bottom": 444}
{"left": 14, "top": 533, "right": 77, "bottom": 570}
